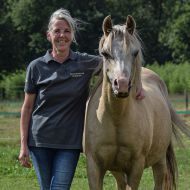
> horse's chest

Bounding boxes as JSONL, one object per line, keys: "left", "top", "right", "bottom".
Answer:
{"left": 95, "top": 143, "right": 133, "bottom": 171}
{"left": 93, "top": 123, "right": 134, "bottom": 163}
{"left": 86, "top": 102, "right": 145, "bottom": 170}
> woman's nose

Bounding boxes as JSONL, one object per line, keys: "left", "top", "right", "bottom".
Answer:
{"left": 59, "top": 30, "right": 65, "bottom": 36}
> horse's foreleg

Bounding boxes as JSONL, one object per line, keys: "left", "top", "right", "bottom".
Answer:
{"left": 86, "top": 155, "right": 105, "bottom": 190}
{"left": 152, "top": 158, "right": 167, "bottom": 190}
{"left": 111, "top": 171, "right": 127, "bottom": 190}
{"left": 127, "top": 157, "right": 145, "bottom": 190}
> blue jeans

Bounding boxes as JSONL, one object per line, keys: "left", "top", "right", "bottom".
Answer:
{"left": 29, "top": 147, "right": 80, "bottom": 190}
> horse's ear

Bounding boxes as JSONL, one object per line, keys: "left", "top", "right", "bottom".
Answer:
{"left": 126, "top": 15, "right": 136, "bottom": 35}
{"left": 103, "top": 15, "right": 112, "bottom": 36}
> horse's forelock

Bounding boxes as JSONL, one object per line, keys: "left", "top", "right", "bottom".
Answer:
{"left": 99, "top": 25, "right": 125, "bottom": 54}
{"left": 114, "top": 25, "right": 143, "bottom": 62}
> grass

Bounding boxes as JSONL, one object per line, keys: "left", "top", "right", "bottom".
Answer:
{"left": 0, "top": 100, "right": 22, "bottom": 112}
{"left": 0, "top": 99, "right": 190, "bottom": 190}
{"left": 169, "top": 94, "right": 189, "bottom": 111}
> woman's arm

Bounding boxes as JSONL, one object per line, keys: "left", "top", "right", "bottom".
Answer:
{"left": 19, "top": 93, "right": 36, "bottom": 168}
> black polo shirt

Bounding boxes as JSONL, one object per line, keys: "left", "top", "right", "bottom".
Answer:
{"left": 25, "top": 50, "right": 101, "bottom": 150}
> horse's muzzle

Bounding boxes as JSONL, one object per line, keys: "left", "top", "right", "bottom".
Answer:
{"left": 113, "top": 80, "right": 132, "bottom": 98}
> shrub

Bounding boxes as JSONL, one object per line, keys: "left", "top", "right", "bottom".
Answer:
{"left": 0, "top": 70, "right": 26, "bottom": 99}
{"left": 146, "top": 62, "right": 190, "bottom": 94}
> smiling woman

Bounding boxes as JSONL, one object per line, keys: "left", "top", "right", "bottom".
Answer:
{"left": 18, "top": 8, "right": 102, "bottom": 190}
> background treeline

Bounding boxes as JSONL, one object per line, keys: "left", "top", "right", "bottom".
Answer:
{"left": 0, "top": 0, "right": 190, "bottom": 72}
{"left": 0, "top": 0, "right": 190, "bottom": 98}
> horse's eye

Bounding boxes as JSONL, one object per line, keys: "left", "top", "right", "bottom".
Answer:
{"left": 133, "top": 50, "right": 139, "bottom": 57}
{"left": 101, "top": 52, "right": 113, "bottom": 59}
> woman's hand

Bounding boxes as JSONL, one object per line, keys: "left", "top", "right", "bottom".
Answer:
{"left": 19, "top": 93, "right": 36, "bottom": 168}
{"left": 19, "top": 145, "right": 32, "bottom": 168}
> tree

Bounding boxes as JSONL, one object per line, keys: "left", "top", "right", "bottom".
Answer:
{"left": 0, "top": 0, "right": 25, "bottom": 73}
{"left": 0, "top": 0, "right": 188, "bottom": 73}
{"left": 159, "top": 1, "right": 190, "bottom": 63}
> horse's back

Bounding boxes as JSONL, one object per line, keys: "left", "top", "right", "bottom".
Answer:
{"left": 140, "top": 68, "right": 174, "bottom": 165}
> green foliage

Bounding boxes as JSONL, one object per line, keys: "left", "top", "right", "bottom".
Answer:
{"left": 159, "top": 2, "right": 190, "bottom": 63}
{"left": 0, "top": 70, "right": 25, "bottom": 99}
{"left": 0, "top": 0, "right": 25, "bottom": 72}
{"left": 147, "top": 62, "right": 190, "bottom": 93}
{"left": 0, "top": 0, "right": 189, "bottom": 73}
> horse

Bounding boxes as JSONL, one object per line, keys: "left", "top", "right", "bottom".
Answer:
{"left": 83, "top": 15, "right": 190, "bottom": 190}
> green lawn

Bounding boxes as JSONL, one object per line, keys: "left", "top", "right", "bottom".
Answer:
{"left": 0, "top": 101, "right": 190, "bottom": 190}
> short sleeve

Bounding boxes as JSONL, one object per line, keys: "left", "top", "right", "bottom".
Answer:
{"left": 87, "top": 54, "right": 102, "bottom": 69}
{"left": 80, "top": 53, "right": 103, "bottom": 75}
{"left": 24, "top": 63, "right": 37, "bottom": 94}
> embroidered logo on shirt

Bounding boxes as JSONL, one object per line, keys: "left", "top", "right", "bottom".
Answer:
{"left": 70, "top": 72, "right": 85, "bottom": 77}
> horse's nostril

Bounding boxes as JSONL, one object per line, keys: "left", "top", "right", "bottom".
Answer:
{"left": 114, "top": 79, "right": 118, "bottom": 87}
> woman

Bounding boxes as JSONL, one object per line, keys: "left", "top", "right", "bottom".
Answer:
{"left": 19, "top": 8, "right": 144, "bottom": 190}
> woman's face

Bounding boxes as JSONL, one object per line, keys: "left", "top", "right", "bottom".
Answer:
{"left": 47, "top": 19, "right": 73, "bottom": 54}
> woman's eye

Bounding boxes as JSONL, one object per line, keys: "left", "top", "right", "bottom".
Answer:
{"left": 65, "top": 30, "right": 71, "bottom": 33}
{"left": 52, "top": 29, "right": 71, "bottom": 35}
{"left": 53, "top": 29, "right": 60, "bottom": 34}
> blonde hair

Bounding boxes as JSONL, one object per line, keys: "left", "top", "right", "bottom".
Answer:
{"left": 48, "top": 8, "right": 79, "bottom": 43}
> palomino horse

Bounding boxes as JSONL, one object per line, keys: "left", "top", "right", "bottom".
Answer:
{"left": 84, "top": 15, "right": 189, "bottom": 190}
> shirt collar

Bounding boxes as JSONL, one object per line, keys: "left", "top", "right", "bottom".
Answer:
{"left": 44, "top": 49, "right": 77, "bottom": 64}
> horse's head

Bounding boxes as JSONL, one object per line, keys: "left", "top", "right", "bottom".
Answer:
{"left": 99, "top": 15, "right": 143, "bottom": 98}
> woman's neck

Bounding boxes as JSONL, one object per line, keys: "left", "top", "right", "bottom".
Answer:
{"left": 51, "top": 49, "right": 70, "bottom": 63}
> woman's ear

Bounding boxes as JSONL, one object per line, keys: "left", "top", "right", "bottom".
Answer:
{"left": 47, "top": 32, "right": 51, "bottom": 42}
